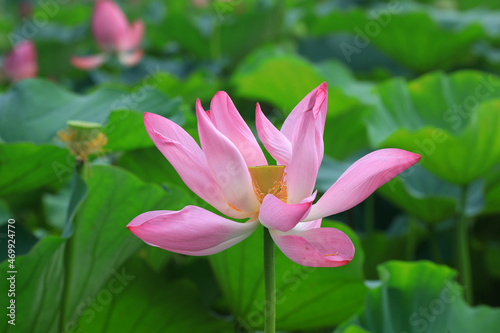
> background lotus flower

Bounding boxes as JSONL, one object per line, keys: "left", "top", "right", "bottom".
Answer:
{"left": 128, "top": 84, "right": 420, "bottom": 267}
{"left": 2, "top": 40, "right": 37, "bottom": 82}
{"left": 71, "top": 0, "right": 144, "bottom": 70}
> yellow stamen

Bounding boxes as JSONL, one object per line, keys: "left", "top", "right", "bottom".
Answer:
{"left": 248, "top": 165, "right": 287, "bottom": 203}
{"left": 323, "top": 252, "right": 339, "bottom": 257}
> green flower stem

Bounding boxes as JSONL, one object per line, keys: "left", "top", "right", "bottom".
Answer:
{"left": 364, "top": 196, "right": 375, "bottom": 235}
{"left": 428, "top": 223, "right": 443, "bottom": 264}
{"left": 210, "top": 24, "right": 221, "bottom": 60}
{"left": 59, "top": 161, "right": 84, "bottom": 331}
{"left": 457, "top": 184, "right": 473, "bottom": 304}
{"left": 406, "top": 215, "right": 418, "bottom": 261}
{"left": 263, "top": 227, "right": 276, "bottom": 333}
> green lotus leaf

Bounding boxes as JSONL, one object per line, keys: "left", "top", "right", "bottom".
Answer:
{"left": 368, "top": 71, "right": 500, "bottom": 184}
{"left": 308, "top": 9, "right": 484, "bottom": 72}
{"left": 379, "top": 165, "right": 458, "bottom": 223}
{"left": 74, "top": 261, "right": 231, "bottom": 332}
{"left": 0, "top": 142, "right": 74, "bottom": 197}
{"left": 156, "top": 1, "right": 282, "bottom": 61}
{"left": 0, "top": 78, "right": 183, "bottom": 146}
{"left": 0, "top": 165, "right": 191, "bottom": 332}
{"left": 335, "top": 261, "right": 500, "bottom": 333}
{"left": 232, "top": 50, "right": 326, "bottom": 113}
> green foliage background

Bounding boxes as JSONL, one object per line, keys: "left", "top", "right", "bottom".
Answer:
{"left": 1, "top": 0, "right": 500, "bottom": 332}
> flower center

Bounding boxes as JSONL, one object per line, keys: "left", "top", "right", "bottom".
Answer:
{"left": 248, "top": 165, "right": 287, "bottom": 204}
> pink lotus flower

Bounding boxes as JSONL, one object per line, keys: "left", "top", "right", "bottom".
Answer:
{"left": 127, "top": 83, "right": 420, "bottom": 267}
{"left": 71, "top": 0, "right": 144, "bottom": 70}
{"left": 2, "top": 40, "right": 37, "bottom": 82}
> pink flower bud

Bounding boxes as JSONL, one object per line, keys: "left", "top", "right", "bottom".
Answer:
{"left": 92, "top": 0, "right": 144, "bottom": 53}
{"left": 72, "top": 0, "right": 144, "bottom": 69}
{"left": 3, "top": 40, "right": 38, "bottom": 82}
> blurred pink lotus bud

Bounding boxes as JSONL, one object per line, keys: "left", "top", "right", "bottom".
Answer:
{"left": 19, "top": 1, "right": 32, "bottom": 18}
{"left": 71, "top": 0, "right": 144, "bottom": 70}
{"left": 2, "top": 40, "right": 38, "bottom": 82}
{"left": 192, "top": 0, "right": 210, "bottom": 8}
